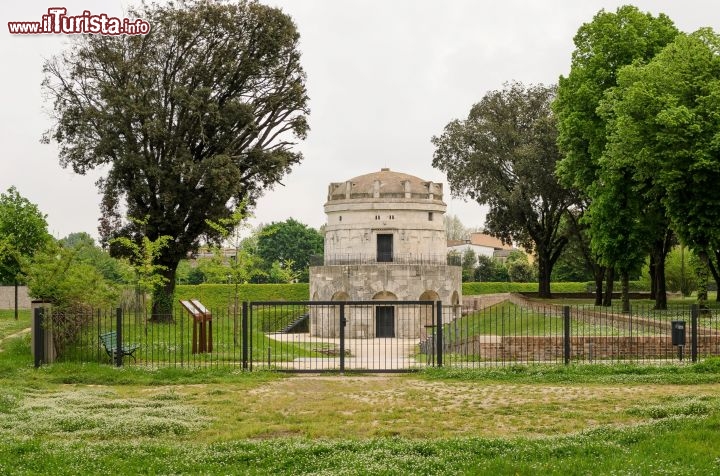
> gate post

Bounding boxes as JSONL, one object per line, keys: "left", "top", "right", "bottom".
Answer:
{"left": 339, "top": 304, "right": 346, "bottom": 372}
{"left": 116, "top": 308, "right": 123, "bottom": 367}
{"left": 33, "top": 307, "right": 45, "bottom": 368}
{"left": 242, "top": 302, "right": 249, "bottom": 370}
{"left": 436, "top": 301, "right": 443, "bottom": 367}
{"left": 691, "top": 304, "right": 698, "bottom": 363}
{"left": 563, "top": 306, "right": 571, "bottom": 365}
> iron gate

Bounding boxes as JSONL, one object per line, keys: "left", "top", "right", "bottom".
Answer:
{"left": 248, "top": 301, "right": 440, "bottom": 372}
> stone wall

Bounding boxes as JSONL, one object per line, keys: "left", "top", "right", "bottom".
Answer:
{"left": 309, "top": 264, "right": 461, "bottom": 338}
{"left": 310, "top": 264, "right": 461, "bottom": 303}
{"left": 446, "top": 335, "right": 720, "bottom": 361}
{"left": 462, "top": 294, "right": 510, "bottom": 311}
{"left": 0, "top": 286, "right": 31, "bottom": 310}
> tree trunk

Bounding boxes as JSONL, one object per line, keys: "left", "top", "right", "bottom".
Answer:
{"left": 708, "top": 249, "right": 720, "bottom": 302}
{"left": 603, "top": 267, "right": 615, "bottom": 307}
{"left": 151, "top": 265, "right": 177, "bottom": 323}
{"left": 654, "top": 250, "right": 668, "bottom": 310}
{"left": 621, "top": 270, "right": 630, "bottom": 314}
{"left": 696, "top": 249, "right": 711, "bottom": 315}
{"left": 593, "top": 265, "right": 605, "bottom": 306}
{"left": 649, "top": 252, "right": 657, "bottom": 301}
{"left": 14, "top": 278, "right": 18, "bottom": 320}
{"left": 537, "top": 254, "right": 552, "bottom": 298}
{"left": 652, "top": 232, "right": 672, "bottom": 310}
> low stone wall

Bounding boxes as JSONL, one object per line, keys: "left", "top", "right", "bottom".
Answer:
{"left": 447, "top": 334, "right": 720, "bottom": 361}
{"left": 0, "top": 286, "right": 31, "bottom": 310}
{"left": 462, "top": 294, "right": 509, "bottom": 311}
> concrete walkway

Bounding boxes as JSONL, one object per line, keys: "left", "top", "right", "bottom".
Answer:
{"left": 266, "top": 333, "right": 426, "bottom": 370}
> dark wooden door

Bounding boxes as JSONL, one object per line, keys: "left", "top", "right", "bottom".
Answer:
{"left": 375, "top": 306, "right": 395, "bottom": 338}
{"left": 377, "top": 234, "right": 393, "bottom": 262}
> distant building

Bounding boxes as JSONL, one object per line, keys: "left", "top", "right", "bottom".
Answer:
{"left": 309, "top": 168, "right": 462, "bottom": 338}
{"left": 447, "top": 232, "right": 517, "bottom": 265}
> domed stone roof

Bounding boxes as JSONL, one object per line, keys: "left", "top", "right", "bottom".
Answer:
{"left": 327, "top": 168, "right": 443, "bottom": 202}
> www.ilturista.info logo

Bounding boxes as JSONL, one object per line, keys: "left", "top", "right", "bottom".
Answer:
{"left": 8, "top": 8, "right": 150, "bottom": 35}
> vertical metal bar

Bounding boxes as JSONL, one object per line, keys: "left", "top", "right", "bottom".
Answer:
{"left": 692, "top": 304, "right": 699, "bottom": 363}
{"left": 242, "top": 302, "right": 249, "bottom": 370}
{"left": 97, "top": 309, "right": 102, "bottom": 363}
{"left": 501, "top": 305, "right": 505, "bottom": 366}
{"left": 33, "top": 307, "right": 44, "bottom": 368}
{"left": 563, "top": 306, "right": 571, "bottom": 365}
{"left": 339, "top": 303, "right": 346, "bottom": 373}
{"left": 116, "top": 308, "right": 123, "bottom": 367}
{"left": 436, "top": 301, "right": 443, "bottom": 367}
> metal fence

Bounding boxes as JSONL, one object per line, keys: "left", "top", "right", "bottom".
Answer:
{"left": 31, "top": 300, "right": 720, "bottom": 370}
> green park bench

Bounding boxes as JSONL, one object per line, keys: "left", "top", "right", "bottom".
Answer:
{"left": 99, "top": 331, "right": 140, "bottom": 363}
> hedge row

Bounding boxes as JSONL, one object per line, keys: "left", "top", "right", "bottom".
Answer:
{"left": 175, "top": 283, "right": 309, "bottom": 310}
{"left": 461, "top": 282, "right": 586, "bottom": 295}
{"left": 176, "top": 280, "right": 651, "bottom": 307}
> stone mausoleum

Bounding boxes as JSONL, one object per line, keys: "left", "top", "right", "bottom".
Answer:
{"left": 309, "top": 168, "right": 462, "bottom": 339}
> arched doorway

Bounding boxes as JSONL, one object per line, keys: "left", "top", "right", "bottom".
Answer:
{"left": 372, "top": 291, "right": 397, "bottom": 338}
{"left": 418, "top": 290, "right": 439, "bottom": 334}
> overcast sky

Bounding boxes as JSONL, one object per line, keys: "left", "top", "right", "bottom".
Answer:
{"left": 1, "top": 1, "right": 717, "bottom": 241}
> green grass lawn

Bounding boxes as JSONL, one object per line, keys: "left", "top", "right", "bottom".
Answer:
{"left": 48, "top": 305, "right": 323, "bottom": 366}
{"left": 0, "top": 309, "right": 31, "bottom": 340}
{"left": 2, "top": 331, "right": 720, "bottom": 474}
{"left": 443, "top": 302, "right": 646, "bottom": 343}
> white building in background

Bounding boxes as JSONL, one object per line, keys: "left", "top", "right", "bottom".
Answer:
{"left": 447, "top": 232, "right": 519, "bottom": 265}
{"left": 309, "top": 168, "right": 462, "bottom": 339}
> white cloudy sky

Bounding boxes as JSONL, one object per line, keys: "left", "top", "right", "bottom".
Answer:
{"left": 1, "top": 1, "right": 717, "bottom": 240}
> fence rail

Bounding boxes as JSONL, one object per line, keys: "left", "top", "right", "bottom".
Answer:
{"left": 31, "top": 301, "right": 720, "bottom": 371}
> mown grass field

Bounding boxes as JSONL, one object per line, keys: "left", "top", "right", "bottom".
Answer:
{"left": 2, "top": 319, "right": 720, "bottom": 474}
{"left": 0, "top": 309, "right": 30, "bottom": 340}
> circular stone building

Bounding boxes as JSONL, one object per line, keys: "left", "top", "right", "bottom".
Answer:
{"left": 309, "top": 168, "right": 462, "bottom": 339}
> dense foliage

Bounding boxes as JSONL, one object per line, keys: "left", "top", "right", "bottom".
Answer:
{"left": 433, "top": 82, "right": 575, "bottom": 297}
{"left": 554, "top": 6, "right": 679, "bottom": 310}
{"left": 43, "top": 0, "right": 309, "bottom": 316}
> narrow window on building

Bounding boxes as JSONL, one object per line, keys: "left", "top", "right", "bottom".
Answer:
{"left": 339, "top": 216, "right": 342, "bottom": 222}
{"left": 428, "top": 212, "right": 434, "bottom": 221}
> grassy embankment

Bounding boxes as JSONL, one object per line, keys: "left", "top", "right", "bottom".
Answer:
{"left": 1, "top": 319, "right": 720, "bottom": 474}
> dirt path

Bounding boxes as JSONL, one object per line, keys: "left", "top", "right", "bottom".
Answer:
{"left": 0, "top": 327, "right": 30, "bottom": 351}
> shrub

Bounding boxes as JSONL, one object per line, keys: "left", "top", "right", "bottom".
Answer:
{"left": 462, "top": 282, "right": 588, "bottom": 295}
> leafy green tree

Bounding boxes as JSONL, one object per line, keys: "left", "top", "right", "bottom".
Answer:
{"left": 461, "top": 248, "right": 477, "bottom": 282}
{"left": 554, "top": 5, "right": 678, "bottom": 307}
{"left": 268, "top": 259, "right": 299, "bottom": 284}
{"left": 445, "top": 214, "right": 470, "bottom": 241}
{"left": 474, "top": 255, "right": 509, "bottom": 282}
{"left": 551, "top": 222, "right": 595, "bottom": 282}
{"left": 59, "top": 232, "right": 132, "bottom": 284}
{"left": 256, "top": 219, "right": 323, "bottom": 282}
{"left": 25, "top": 240, "right": 119, "bottom": 357}
{"left": 42, "top": 1, "right": 309, "bottom": 318}
{"left": 583, "top": 164, "right": 649, "bottom": 312}
{"left": 176, "top": 260, "right": 204, "bottom": 285}
{"left": 433, "top": 82, "right": 574, "bottom": 297}
{"left": 0, "top": 187, "right": 51, "bottom": 319}
{"left": 507, "top": 261, "right": 535, "bottom": 283}
{"left": 111, "top": 232, "right": 173, "bottom": 319}
{"left": 639, "top": 246, "right": 696, "bottom": 296}
{"left": 604, "top": 29, "right": 720, "bottom": 309}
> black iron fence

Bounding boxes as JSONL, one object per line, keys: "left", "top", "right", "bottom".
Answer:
{"left": 31, "top": 300, "right": 720, "bottom": 371}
